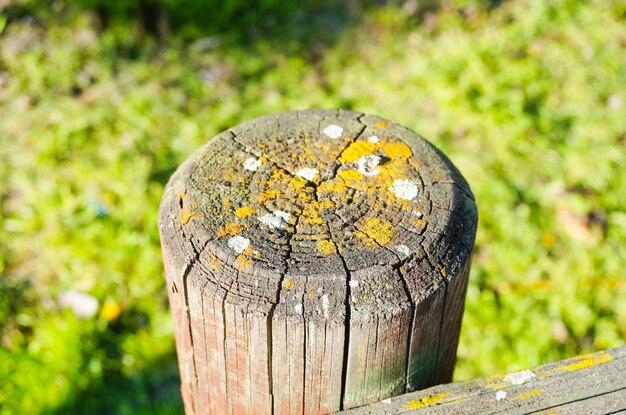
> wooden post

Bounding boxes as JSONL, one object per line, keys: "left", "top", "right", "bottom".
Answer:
{"left": 158, "top": 109, "right": 477, "bottom": 415}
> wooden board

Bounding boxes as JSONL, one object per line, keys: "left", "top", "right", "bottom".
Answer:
{"left": 158, "top": 109, "right": 478, "bottom": 414}
{"left": 340, "top": 345, "right": 626, "bottom": 414}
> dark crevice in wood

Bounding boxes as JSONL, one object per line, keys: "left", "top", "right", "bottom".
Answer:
{"left": 181, "top": 237, "right": 210, "bottom": 415}
{"left": 220, "top": 291, "right": 229, "bottom": 411}
{"left": 335, "top": 247, "right": 352, "bottom": 411}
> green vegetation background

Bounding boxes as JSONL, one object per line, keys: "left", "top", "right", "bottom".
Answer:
{"left": 1, "top": 0, "right": 625, "bottom": 413}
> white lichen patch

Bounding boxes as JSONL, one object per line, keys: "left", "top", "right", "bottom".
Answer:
{"left": 294, "top": 303, "right": 303, "bottom": 315}
{"left": 323, "top": 124, "right": 343, "bottom": 139}
{"left": 381, "top": 398, "right": 392, "bottom": 404}
{"left": 349, "top": 280, "right": 359, "bottom": 288}
{"left": 413, "top": 210, "right": 424, "bottom": 219}
{"left": 504, "top": 369, "right": 536, "bottom": 385}
{"left": 367, "top": 135, "right": 379, "bottom": 143}
{"left": 258, "top": 210, "right": 290, "bottom": 230}
{"left": 322, "top": 294, "right": 330, "bottom": 318}
{"left": 495, "top": 391, "right": 507, "bottom": 401}
{"left": 228, "top": 235, "right": 250, "bottom": 254}
{"left": 243, "top": 157, "right": 262, "bottom": 171}
{"left": 356, "top": 155, "right": 382, "bottom": 176}
{"left": 395, "top": 244, "right": 411, "bottom": 257}
{"left": 295, "top": 167, "right": 319, "bottom": 181}
{"left": 389, "top": 179, "right": 419, "bottom": 201}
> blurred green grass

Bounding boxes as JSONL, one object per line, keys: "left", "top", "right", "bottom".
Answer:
{"left": 1, "top": 0, "right": 625, "bottom": 413}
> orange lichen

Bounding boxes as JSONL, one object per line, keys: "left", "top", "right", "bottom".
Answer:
{"left": 361, "top": 217, "right": 393, "bottom": 246}
{"left": 284, "top": 278, "right": 294, "bottom": 289}
{"left": 403, "top": 393, "right": 449, "bottom": 409}
{"left": 216, "top": 222, "right": 247, "bottom": 238}
{"left": 374, "top": 120, "right": 390, "bottom": 129}
{"left": 556, "top": 351, "right": 612, "bottom": 372}
{"left": 317, "top": 240, "right": 336, "bottom": 256}
{"left": 235, "top": 206, "right": 254, "bottom": 218}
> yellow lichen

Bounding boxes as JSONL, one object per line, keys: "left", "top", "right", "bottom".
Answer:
{"left": 180, "top": 207, "right": 201, "bottom": 226}
{"left": 205, "top": 252, "right": 221, "bottom": 270}
{"left": 284, "top": 278, "right": 294, "bottom": 289}
{"left": 234, "top": 254, "right": 253, "bottom": 272}
{"left": 317, "top": 240, "right": 336, "bottom": 256}
{"left": 235, "top": 206, "right": 254, "bottom": 218}
{"left": 382, "top": 142, "right": 412, "bottom": 159}
{"left": 439, "top": 265, "right": 447, "bottom": 278}
{"left": 216, "top": 222, "right": 247, "bottom": 238}
{"left": 258, "top": 189, "right": 281, "bottom": 202}
{"left": 403, "top": 393, "right": 449, "bottom": 409}
{"left": 556, "top": 351, "right": 612, "bottom": 372}
{"left": 515, "top": 389, "right": 544, "bottom": 400}
{"left": 354, "top": 230, "right": 377, "bottom": 248}
{"left": 339, "top": 141, "right": 378, "bottom": 163}
{"left": 222, "top": 198, "right": 231, "bottom": 209}
{"left": 318, "top": 179, "right": 347, "bottom": 194}
{"left": 338, "top": 169, "right": 367, "bottom": 190}
{"left": 302, "top": 204, "right": 325, "bottom": 226}
{"left": 374, "top": 120, "right": 390, "bottom": 129}
{"left": 288, "top": 176, "right": 308, "bottom": 191}
{"left": 361, "top": 217, "right": 394, "bottom": 246}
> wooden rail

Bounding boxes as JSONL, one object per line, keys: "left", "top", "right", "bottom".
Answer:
{"left": 159, "top": 109, "right": 478, "bottom": 414}
{"left": 340, "top": 345, "right": 626, "bottom": 414}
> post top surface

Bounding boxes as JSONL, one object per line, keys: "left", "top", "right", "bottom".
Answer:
{"left": 159, "top": 109, "right": 477, "bottom": 316}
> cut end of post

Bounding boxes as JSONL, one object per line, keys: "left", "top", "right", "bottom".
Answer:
{"left": 158, "top": 109, "right": 478, "bottom": 415}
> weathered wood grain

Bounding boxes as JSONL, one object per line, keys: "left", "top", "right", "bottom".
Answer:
{"left": 340, "top": 345, "right": 626, "bottom": 415}
{"left": 158, "top": 109, "right": 478, "bottom": 414}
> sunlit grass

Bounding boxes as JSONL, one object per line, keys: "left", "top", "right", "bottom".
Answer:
{"left": 1, "top": 0, "right": 625, "bottom": 413}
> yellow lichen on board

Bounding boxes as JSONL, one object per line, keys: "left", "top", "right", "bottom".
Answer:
{"left": 216, "top": 222, "right": 247, "bottom": 238}
{"left": 235, "top": 206, "right": 254, "bottom": 218}
{"left": 374, "top": 120, "right": 390, "bottom": 129}
{"left": 317, "top": 240, "right": 336, "bottom": 256}
{"left": 284, "top": 278, "right": 294, "bottom": 289}
{"left": 362, "top": 217, "right": 394, "bottom": 246}
{"left": 403, "top": 393, "right": 449, "bottom": 409}
{"left": 515, "top": 389, "right": 544, "bottom": 400}
{"left": 556, "top": 351, "right": 612, "bottom": 372}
